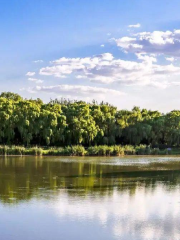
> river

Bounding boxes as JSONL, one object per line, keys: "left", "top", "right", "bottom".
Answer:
{"left": 0, "top": 156, "right": 180, "bottom": 240}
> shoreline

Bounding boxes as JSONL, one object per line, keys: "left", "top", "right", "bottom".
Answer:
{"left": 0, "top": 154, "right": 180, "bottom": 157}
{"left": 0, "top": 145, "right": 178, "bottom": 157}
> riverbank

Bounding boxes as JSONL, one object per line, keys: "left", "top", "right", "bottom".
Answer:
{"left": 0, "top": 145, "right": 179, "bottom": 156}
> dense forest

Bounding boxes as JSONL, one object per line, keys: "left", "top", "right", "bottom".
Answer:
{"left": 0, "top": 92, "right": 179, "bottom": 148}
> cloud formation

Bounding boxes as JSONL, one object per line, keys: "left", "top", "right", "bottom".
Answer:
{"left": 33, "top": 84, "right": 125, "bottom": 97}
{"left": 26, "top": 71, "right": 35, "bottom": 76}
{"left": 33, "top": 60, "right": 43, "bottom": 63}
{"left": 39, "top": 53, "right": 180, "bottom": 88}
{"left": 114, "top": 29, "right": 180, "bottom": 57}
{"left": 128, "top": 23, "right": 141, "bottom": 28}
{"left": 28, "top": 78, "right": 43, "bottom": 84}
{"left": 166, "top": 57, "right": 175, "bottom": 62}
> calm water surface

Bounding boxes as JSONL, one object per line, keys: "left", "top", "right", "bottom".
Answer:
{"left": 1, "top": 156, "right": 180, "bottom": 240}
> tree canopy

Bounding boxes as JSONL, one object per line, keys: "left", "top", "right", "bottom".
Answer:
{"left": 0, "top": 92, "right": 179, "bottom": 147}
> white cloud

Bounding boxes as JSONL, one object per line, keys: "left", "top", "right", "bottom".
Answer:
{"left": 128, "top": 23, "right": 141, "bottom": 28}
{"left": 26, "top": 71, "right": 35, "bottom": 76}
{"left": 33, "top": 60, "right": 43, "bottom": 63}
{"left": 136, "top": 53, "right": 157, "bottom": 63}
{"left": 166, "top": 57, "right": 175, "bottom": 62}
{"left": 21, "top": 87, "right": 36, "bottom": 93}
{"left": 114, "top": 29, "right": 180, "bottom": 57}
{"left": 19, "top": 88, "right": 25, "bottom": 91}
{"left": 101, "top": 44, "right": 105, "bottom": 47}
{"left": 38, "top": 53, "right": 180, "bottom": 88}
{"left": 33, "top": 84, "right": 125, "bottom": 98}
{"left": 28, "top": 78, "right": 44, "bottom": 84}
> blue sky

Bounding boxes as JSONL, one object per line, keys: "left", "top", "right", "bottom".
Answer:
{"left": 1, "top": 0, "right": 180, "bottom": 112}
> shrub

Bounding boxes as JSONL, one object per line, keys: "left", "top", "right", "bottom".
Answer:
{"left": 136, "top": 145, "right": 150, "bottom": 155}
{"left": 44, "top": 148, "right": 64, "bottom": 156}
{"left": 124, "top": 145, "right": 136, "bottom": 155}
{"left": 151, "top": 148, "right": 160, "bottom": 155}
{"left": 106, "top": 146, "right": 114, "bottom": 156}
{"left": 27, "top": 147, "right": 43, "bottom": 156}
{"left": 71, "top": 145, "right": 86, "bottom": 156}
{"left": 97, "top": 145, "right": 108, "bottom": 156}
{"left": 113, "top": 145, "right": 124, "bottom": 156}
{"left": 63, "top": 146, "right": 73, "bottom": 155}
{"left": 7, "top": 146, "right": 25, "bottom": 155}
{"left": 0, "top": 144, "right": 175, "bottom": 156}
{"left": 159, "top": 149, "right": 168, "bottom": 155}
{"left": 87, "top": 146, "right": 99, "bottom": 156}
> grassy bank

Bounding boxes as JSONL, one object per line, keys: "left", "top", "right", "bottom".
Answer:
{"left": 0, "top": 145, "right": 178, "bottom": 156}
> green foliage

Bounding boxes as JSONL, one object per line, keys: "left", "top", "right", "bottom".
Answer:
{"left": 151, "top": 148, "right": 160, "bottom": 155}
{"left": 27, "top": 147, "right": 43, "bottom": 156}
{"left": 0, "top": 91, "right": 180, "bottom": 149}
{"left": 136, "top": 145, "right": 150, "bottom": 155}
{"left": 0, "top": 146, "right": 26, "bottom": 155}
{"left": 159, "top": 149, "right": 168, "bottom": 155}
{"left": 43, "top": 147, "right": 65, "bottom": 156}
{"left": 87, "top": 145, "right": 124, "bottom": 156}
{"left": 87, "top": 146, "right": 99, "bottom": 156}
{"left": 0, "top": 145, "right": 177, "bottom": 156}
{"left": 113, "top": 145, "right": 124, "bottom": 156}
{"left": 71, "top": 145, "right": 87, "bottom": 156}
{"left": 123, "top": 145, "right": 136, "bottom": 155}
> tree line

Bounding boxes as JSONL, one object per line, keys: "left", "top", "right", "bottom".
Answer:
{"left": 0, "top": 92, "right": 179, "bottom": 147}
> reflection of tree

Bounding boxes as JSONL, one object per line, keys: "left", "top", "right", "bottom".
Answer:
{"left": 1, "top": 156, "right": 180, "bottom": 204}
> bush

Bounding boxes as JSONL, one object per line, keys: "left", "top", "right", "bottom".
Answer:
{"left": 27, "top": 147, "right": 43, "bottom": 156}
{"left": 0, "top": 145, "right": 26, "bottom": 155}
{"left": 43, "top": 148, "right": 64, "bottom": 156}
{"left": 87, "top": 145, "right": 124, "bottom": 156}
{"left": 97, "top": 145, "right": 108, "bottom": 156}
{"left": 63, "top": 146, "right": 73, "bottom": 155}
{"left": 113, "top": 145, "right": 124, "bottom": 156}
{"left": 151, "top": 148, "right": 160, "bottom": 155}
{"left": 159, "top": 149, "right": 168, "bottom": 155}
{"left": 87, "top": 146, "right": 99, "bottom": 156}
{"left": 0, "top": 144, "right": 176, "bottom": 156}
{"left": 124, "top": 145, "right": 136, "bottom": 155}
{"left": 106, "top": 146, "right": 114, "bottom": 156}
{"left": 136, "top": 145, "right": 147, "bottom": 155}
{"left": 7, "top": 146, "right": 25, "bottom": 155}
{"left": 71, "top": 145, "right": 86, "bottom": 156}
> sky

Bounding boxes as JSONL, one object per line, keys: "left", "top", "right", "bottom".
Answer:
{"left": 1, "top": 0, "right": 180, "bottom": 112}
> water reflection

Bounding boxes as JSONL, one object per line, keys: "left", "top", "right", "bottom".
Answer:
{"left": 0, "top": 156, "right": 180, "bottom": 240}
{"left": 49, "top": 187, "right": 180, "bottom": 240}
